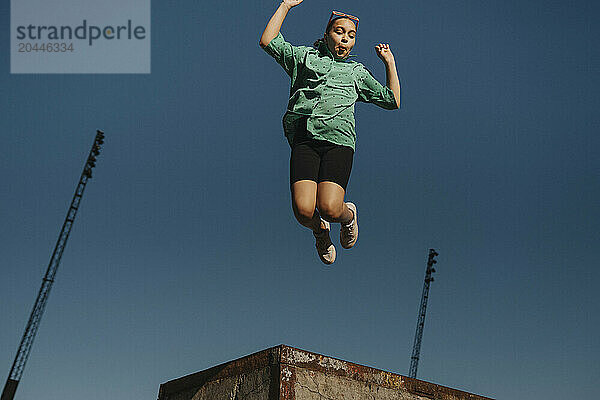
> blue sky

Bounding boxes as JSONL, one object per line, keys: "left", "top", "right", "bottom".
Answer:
{"left": 1, "top": 1, "right": 598, "bottom": 399}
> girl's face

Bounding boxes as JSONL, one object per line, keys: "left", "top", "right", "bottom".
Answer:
{"left": 324, "top": 18, "right": 356, "bottom": 59}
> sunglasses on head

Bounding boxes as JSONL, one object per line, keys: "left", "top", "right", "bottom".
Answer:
{"left": 328, "top": 10, "right": 359, "bottom": 30}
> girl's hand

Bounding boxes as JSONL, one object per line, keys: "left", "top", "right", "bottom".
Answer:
{"left": 375, "top": 43, "right": 395, "bottom": 64}
{"left": 282, "top": 0, "right": 303, "bottom": 9}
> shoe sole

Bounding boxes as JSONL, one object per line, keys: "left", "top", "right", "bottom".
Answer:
{"left": 318, "top": 245, "right": 336, "bottom": 264}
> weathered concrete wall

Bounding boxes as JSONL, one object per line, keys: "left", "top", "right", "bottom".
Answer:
{"left": 158, "top": 345, "right": 492, "bottom": 400}
{"left": 167, "top": 367, "right": 271, "bottom": 400}
{"left": 293, "top": 367, "right": 431, "bottom": 400}
{"left": 158, "top": 347, "right": 279, "bottom": 400}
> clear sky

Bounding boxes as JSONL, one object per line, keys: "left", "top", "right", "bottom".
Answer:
{"left": 1, "top": 1, "right": 598, "bottom": 399}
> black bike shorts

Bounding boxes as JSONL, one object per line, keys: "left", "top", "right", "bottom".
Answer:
{"left": 290, "top": 127, "right": 354, "bottom": 190}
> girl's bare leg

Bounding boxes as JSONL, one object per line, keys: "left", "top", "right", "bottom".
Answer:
{"left": 291, "top": 180, "right": 326, "bottom": 232}
{"left": 293, "top": 180, "right": 338, "bottom": 264}
{"left": 315, "top": 181, "right": 353, "bottom": 224}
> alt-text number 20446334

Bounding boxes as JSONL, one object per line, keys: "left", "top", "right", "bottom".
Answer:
{"left": 18, "top": 42, "right": 74, "bottom": 53}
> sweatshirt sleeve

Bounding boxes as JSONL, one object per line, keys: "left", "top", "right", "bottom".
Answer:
{"left": 354, "top": 64, "right": 399, "bottom": 110}
{"left": 262, "top": 32, "right": 310, "bottom": 78}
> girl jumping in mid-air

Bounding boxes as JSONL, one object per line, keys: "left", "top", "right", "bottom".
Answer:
{"left": 259, "top": 0, "right": 401, "bottom": 265}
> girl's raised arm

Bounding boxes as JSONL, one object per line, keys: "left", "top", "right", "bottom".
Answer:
{"left": 259, "top": 0, "right": 303, "bottom": 48}
{"left": 375, "top": 43, "right": 401, "bottom": 109}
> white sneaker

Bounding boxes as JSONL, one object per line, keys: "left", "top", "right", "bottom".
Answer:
{"left": 313, "top": 219, "right": 336, "bottom": 264}
{"left": 340, "top": 202, "right": 358, "bottom": 249}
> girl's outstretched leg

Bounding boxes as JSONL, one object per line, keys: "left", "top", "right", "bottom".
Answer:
{"left": 291, "top": 180, "right": 336, "bottom": 264}
{"left": 316, "top": 182, "right": 358, "bottom": 249}
{"left": 315, "top": 181, "right": 351, "bottom": 223}
{"left": 291, "top": 180, "right": 321, "bottom": 231}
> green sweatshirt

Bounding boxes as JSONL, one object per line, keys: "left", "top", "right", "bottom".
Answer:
{"left": 262, "top": 31, "right": 399, "bottom": 150}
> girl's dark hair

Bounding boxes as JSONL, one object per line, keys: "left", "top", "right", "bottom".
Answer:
{"left": 313, "top": 19, "right": 337, "bottom": 47}
{"left": 313, "top": 38, "right": 325, "bottom": 47}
